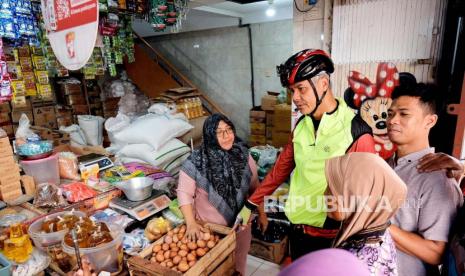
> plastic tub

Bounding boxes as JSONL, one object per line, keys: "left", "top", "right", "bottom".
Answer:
{"left": 62, "top": 223, "right": 123, "bottom": 274}
{"left": 20, "top": 153, "right": 60, "bottom": 185}
{"left": 0, "top": 252, "right": 12, "bottom": 276}
{"left": 28, "top": 211, "right": 86, "bottom": 251}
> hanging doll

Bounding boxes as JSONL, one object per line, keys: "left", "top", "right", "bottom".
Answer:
{"left": 344, "top": 62, "right": 399, "bottom": 160}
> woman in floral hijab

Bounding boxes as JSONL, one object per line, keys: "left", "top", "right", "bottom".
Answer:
{"left": 177, "top": 113, "right": 259, "bottom": 275}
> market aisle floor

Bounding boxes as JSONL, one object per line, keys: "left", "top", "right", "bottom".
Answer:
{"left": 246, "top": 255, "right": 281, "bottom": 276}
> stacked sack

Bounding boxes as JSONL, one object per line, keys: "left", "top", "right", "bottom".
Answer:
{"left": 108, "top": 104, "right": 193, "bottom": 178}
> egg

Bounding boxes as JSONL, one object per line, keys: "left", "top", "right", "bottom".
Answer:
{"left": 215, "top": 235, "right": 220, "bottom": 242}
{"left": 160, "top": 261, "right": 167, "bottom": 267}
{"left": 173, "top": 228, "right": 180, "bottom": 234}
{"left": 178, "top": 233, "right": 185, "bottom": 241}
{"left": 169, "top": 242, "right": 177, "bottom": 249}
{"left": 173, "top": 235, "right": 179, "bottom": 243}
{"left": 189, "top": 260, "right": 196, "bottom": 268}
{"left": 167, "top": 261, "right": 174, "bottom": 268}
{"left": 187, "top": 242, "right": 197, "bottom": 250}
{"left": 162, "top": 243, "right": 170, "bottom": 251}
{"left": 156, "top": 253, "right": 165, "bottom": 262}
{"left": 196, "top": 248, "right": 206, "bottom": 257}
{"left": 180, "top": 244, "right": 188, "bottom": 251}
{"left": 164, "top": 250, "right": 171, "bottom": 259}
{"left": 178, "top": 261, "right": 190, "bottom": 272}
{"left": 207, "top": 240, "right": 215, "bottom": 249}
{"left": 203, "top": 232, "right": 211, "bottom": 241}
{"left": 164, "top": 235, "right": 173, "bottom": 244}
{"left": 197, "top": 240, "right": 206, "bottom": 248}
{"left": 153, "top": 244, "right": 162, "bottom": 253}
{"left": 171, "top": 246, "right": 179, "bottom": 252}
{"left": 150, "top": 256, "right": 157, "bottom": 263}
{"left": 170, "top": 251, "right": 178, "bottom": 258}
{"left": 173, "top": 256, "right": 181, "bottom": 265}
{"left": 187, "top": 253, "right": 196, "bottom": 262}
{"left": 179, "top": 249, "right": 188, "bottom": 257}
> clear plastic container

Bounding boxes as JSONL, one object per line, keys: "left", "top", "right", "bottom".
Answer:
{"left": 20, "top": 153, "right": 60, "bottom": 185}
{"left": 62, "top": 223, "right": 124, "bottom": 274}
{"left": 0, "top": 252, "right": 12, "bottom": 276}
{"left": 28, "top": 211, "right": 86, "bottom": 251}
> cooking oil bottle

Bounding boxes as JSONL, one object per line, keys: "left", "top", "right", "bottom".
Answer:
{"left": 3, "top": 223, "right": 33, "bottom": 263}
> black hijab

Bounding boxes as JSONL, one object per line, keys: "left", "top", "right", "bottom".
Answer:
{"left": 181, "top": 114, "right": 252, "bottom": 225}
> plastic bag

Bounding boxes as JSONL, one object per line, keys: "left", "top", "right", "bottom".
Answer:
{"left": 58, "top": 152, "right": 80, "bottom": 180}
{"left": 33, "top": 182, "right": 68, "bottom": 209}
{"left": 104, "top": 113, "right": 130, "bottom": 149}
{"left": 78, "top": 115, "right": 105, "bottom": 146}
{"left": 250, "top": 145, "right": 279, "bottom": 168}
{"left": 15, "top": 113, "right": 36, "bottom": 141}
{"left": 61, "top": 182, "right": 98, "bottom": 202}
{"left": 59, "top": 124, "right": 87, "bottom": 147}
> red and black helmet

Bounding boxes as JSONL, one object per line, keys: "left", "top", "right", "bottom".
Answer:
{"left": 277, "top": 49, "right": 334, "bottom": 87}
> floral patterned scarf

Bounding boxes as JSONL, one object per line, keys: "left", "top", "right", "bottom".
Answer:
{"left": 181, "top": 114, "right": 251, "bottom": 226}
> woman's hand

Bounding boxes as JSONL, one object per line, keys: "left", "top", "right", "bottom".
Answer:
{"left": 185, "top": 221, "right": 206, "bottom": 242}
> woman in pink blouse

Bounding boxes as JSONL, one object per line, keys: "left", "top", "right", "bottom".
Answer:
{"left": 177, "top": 113, "right": 259, "bottom": 275}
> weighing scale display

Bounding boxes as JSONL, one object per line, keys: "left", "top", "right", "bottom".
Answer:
{"left": 110, "top": 190, "right": 171, "bottom": 221}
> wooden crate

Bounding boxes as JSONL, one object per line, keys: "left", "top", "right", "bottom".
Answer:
{"left": 249, "top": 236, "right": 288, "bottom": 264}
{"left": 128, "top": 223, "right": 236, "bottom": 276}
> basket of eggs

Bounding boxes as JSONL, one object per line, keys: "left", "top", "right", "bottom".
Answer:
{"left": 128, "top": 222, "right": 236, "bottom": 275}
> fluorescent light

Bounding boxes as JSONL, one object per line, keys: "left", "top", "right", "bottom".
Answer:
{"left": 266, "top": 6, "right": 276, "bottom": 17}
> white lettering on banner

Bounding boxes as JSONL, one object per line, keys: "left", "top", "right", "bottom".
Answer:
{"left": 70, "top": 0, "right": 92, "bottom": 8}
{"left": 70, "top": 3, "right": 96, "bottom": 15}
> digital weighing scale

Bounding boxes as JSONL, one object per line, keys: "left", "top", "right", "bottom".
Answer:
{"left": 78, "top": 153, "right": 114, "bottom": 172}
{"left": 109, "top": 189, "right": 171, "bottom": 221}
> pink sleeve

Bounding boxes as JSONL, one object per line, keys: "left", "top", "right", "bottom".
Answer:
{"left": 248, "top": 155, "right": 260, "bottom": 194}
{"left": 177, "top": 170, "right": 197, "bottom": 207}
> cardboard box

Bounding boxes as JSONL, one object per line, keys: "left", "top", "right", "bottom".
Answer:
{"left": 0, "top": 137, "right": 11, "bottom": 149}
{"left": 12, "top": 110, "right": 33, "bottom": 123}
{"left": 33, "top": 106, "right": 57, "bottom": 129}
{"left": 250, "top": 122, "right": 266, "bottom": 135}
{"left": 2, "top": 124, "right": 14, "bottom": 137}
{"left": 261, "top": 93, "right": 278, "bottom": 111}
{"left": 72, "top": 104, "right": 89, "bottom": 115}
{"left": 249, "top": 236, "right": 288, "bottom": 264}
{"left": 0, "top": 155, "right": 15, "bottom": 167}
{"left": 57, "top": 116, "right": 73, "bottom": 128}
{"left": 0, "top": 102, "right": 11, "bottom": 113}
{"left": 272, "top": 129, "right": 291, "bottom": 148}
{"left": 266, "top": 111, "right": 274, "bottom": 127}
{"left": 11, "top": 97, "right": 32, "bottom": 111}
{"left": 249, "top": 135, "right": 266, "bottom": 147}
{"left": 273, "top": 104, "right": 292, "bottom": 131}
{"left": 0, "top": 182, "right": 23, "bottom": 201}
{"left": 0, "top": 170, "right": 21, "bottom": 186}
{"left": 0, "top": 142, "right": 13, "bottom": 157}
{"left": 250, "top": 106, "right": 266, "bottom": 119}
{"left": 21, "top": 175, "right": 35, "bottom": 196}
{"left": 0, "top": 113, "right": 11, "bottom": 124}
